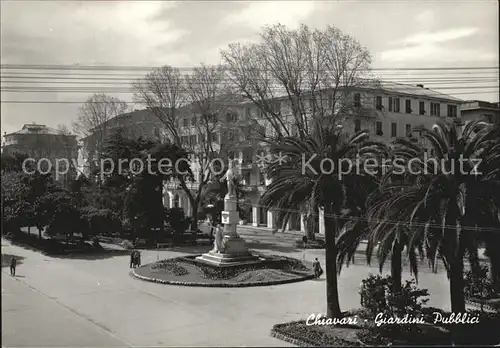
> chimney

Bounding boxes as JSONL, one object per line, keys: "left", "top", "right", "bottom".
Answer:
{"left": 416, "top": 84, "right": 424, "bottom": 88}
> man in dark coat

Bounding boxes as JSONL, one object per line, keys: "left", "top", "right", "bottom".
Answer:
{"left": 10, "top": 257, "right": 17, "bottom": 276}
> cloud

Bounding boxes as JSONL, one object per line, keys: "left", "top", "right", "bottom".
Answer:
{"left": 393, "top": 27, "right": 479, "bottom": 45}
{"left": 224, "top": 1, "right": 315, "bottom": 28}
{"left": 0, "top": 1, "right": 187, "bottom": 66}
{"left": 377, "top": 44, "right": 496, "bottom": 63}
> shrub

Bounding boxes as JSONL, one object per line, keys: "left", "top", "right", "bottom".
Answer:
{"left": 359, "top": 274, "right": 429, "bottom": 319}
{"left": 464, "top": 264, "right": 496, "bottom": 300}
{"left": 164, "top": 207, "right": 191, "bottom": 238}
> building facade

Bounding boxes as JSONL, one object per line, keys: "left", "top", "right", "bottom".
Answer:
{"left": 163, "top": 81, "right": 464, "bottom": 233}
{"left": 2, "top": 123, "right": 78, "bottom": 182}
{"left": 460, "top": 100, "right": 499, "bottom": 125}
{"left": 79, "top": 109, "right": 166, "bottom": 176}
{"left": 80, "top": 82, "right": 464, "bottom": 233}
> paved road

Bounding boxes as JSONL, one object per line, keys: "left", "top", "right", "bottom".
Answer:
{"left": 2, "top": 238, "right": 452, "bottom": 347}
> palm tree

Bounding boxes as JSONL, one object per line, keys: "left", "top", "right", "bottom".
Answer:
{"left": 336, "top": 162, "right": 425, "bottom": 294}
{"left": 378, "top": 121, "right": 499, "bottom": 315}
{"left": 260, "top": 127, "right": 385, "bottom": 318}
{"left": 471, "top": 122, "right": 500, "bottom": 291}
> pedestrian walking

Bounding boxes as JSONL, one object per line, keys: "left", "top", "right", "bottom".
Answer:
{"left": 10, "top": 257, "right": 17, "bottom": 276}
{"left": 312, "top": 258, "right": 323, "bottom": 279}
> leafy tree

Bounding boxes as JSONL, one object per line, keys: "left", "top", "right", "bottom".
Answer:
{"left": 1, "top": 152, "right": 30, "bottom": 174}
{"left": 97, "top": 130, "right": 191, "bottom": 239}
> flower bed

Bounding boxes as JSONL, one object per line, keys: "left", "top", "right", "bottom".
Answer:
{"left": 271, "top": 320, "right": 361, "bottom": 347}
{"left": 151, "top": 260, "right": 189, "bottom": 276}
{"left": 132, "top": 254, "right": 314, "bottom": 287}
{"left": 179, "top": 254, "right": 309, "bottom": 280}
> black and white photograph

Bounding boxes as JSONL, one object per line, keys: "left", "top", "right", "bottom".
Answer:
{"left": 1, "top": 0, "right": 499, "bottom": 346}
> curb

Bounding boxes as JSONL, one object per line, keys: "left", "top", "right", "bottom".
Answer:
{"left": 466, "top": 298, "right": 499, "bottom": 312}
{"left": 270, "top": 328, "right": 316, "bottom": 347}
{"left": 131, "top": 268, "right": 314, "bottom": 288}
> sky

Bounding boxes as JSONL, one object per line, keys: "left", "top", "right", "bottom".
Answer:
{"left": 1, "top": 0, "right": 499, "bottom": 136}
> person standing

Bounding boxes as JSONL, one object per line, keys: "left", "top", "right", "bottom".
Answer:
{"left": 130, "top": 250, "right": 135, "bottom": 268}
{"left": 10, "top": 257, "right": 17, "bottom": 276}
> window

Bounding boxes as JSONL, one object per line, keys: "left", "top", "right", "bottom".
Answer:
{"left": 391, "top": 122, "right": 397, "bottom": 137}
{"left": 189, "top": 135, "right": 197, "bottom": 145}
{"left": 328, "top": 94, "right": 334, "bottom": 108}
{"left": 309, "top": 99, "right": 315, "bottom": 110}
{"left": 393, "top": 98, "right": 401, "bottom": 113}
{"left": 243, "top": 171, "right": 251, "bottom": 185}
{"left": 226, "top": 112, "right": 238, "bottom": 122}
{"left": 447, "top": 105, "right": 457, "bottom": 118}
{"left": 388, "top": 97, "right": 393, "bottom": 112}
{"left": 406, "top": 124, "right": 412, "bottom": 136}
{"left": 430, "top": 103, "right": 441, "bottom": 117}
{"left": 419, "top": 101, "right": 426, "bottom": 115}
{"left": 191, "top": 117, "right": 196, "bottom": 126}
{"left": 273, "top": 101, "right": 281, "bottom": 114}
{"left": 258, "top": 108, "right": 264, "bottom": 118}
{"left": 181, "top": 135, "right": 189, "bottom": 144}
{"left": 182, "top": 118, "right": 188, "bottom": 127}
{"left": 405, "top": 99, "right": 412, "bottom": 114}
{"left": 376, "top": 121, "right": 383, "bottom": 135}
{"left": 259, "top": 171, "right": 266, "bottom": 185}
{"left": 245, "top": 107, "right": 253, "bottom": 119}
{"left": 354, "top": 119, "right": 361, "bottom": 132}
{"left": 228, "top": 151, "right": 235, "bottom": 159}
{"left": 242, "top": 148, "right": 253, "bottom": 164}
{"left": 353, "top": 93, "right": 361, "bottom": 107}
{"left": 154, "top": 127, "right": 160, "bottom": 138}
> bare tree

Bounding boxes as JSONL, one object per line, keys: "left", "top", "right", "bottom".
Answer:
{"left": 221, "top": 24, "right": 375, "bottom": 239}
{"left": 133, "top": 66, "right": 187, "bottom": 145}
{"left": 72, "top": 93, "right": 129, "bottom": 173}
{"left": 134, "top": 64, "right": 235, "bottom": 230}
{"left": 221, "top": 23, "right": 374, "bottom": 141}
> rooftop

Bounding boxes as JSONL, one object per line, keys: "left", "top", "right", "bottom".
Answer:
{"left": 461, "top": 100, "right": 500, "bottom": 111}
{"left": 4, "top": 124, "right": 74, "bottom": 137}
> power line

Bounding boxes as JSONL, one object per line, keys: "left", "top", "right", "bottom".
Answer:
{"left": 2, "top": 91, "right": 498, "bottom": 105}
{"left": 1, "top": 64, "right": 498, "bottom": 71}
{"left": 1, "top": 86, "right": 497, "bottom": 94}
{"left": 2, "top": 77, "right": 498, "bottom": 85}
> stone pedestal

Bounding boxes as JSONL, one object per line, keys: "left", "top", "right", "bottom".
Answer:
{"left": 196, "top": 194, "right": 259, "bottom": 267}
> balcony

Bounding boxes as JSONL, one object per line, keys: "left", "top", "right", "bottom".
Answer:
{"left": 164, "top": 181, "right": 200, "bottom": 191}
{"left": 239, "top": 161, "right": 254, "bottom": 170}
{"left": 241, "top": 185, "right": 258, "bottom": 193}
{"left": 349, "top": 107, "right": 379, "bottom": 119}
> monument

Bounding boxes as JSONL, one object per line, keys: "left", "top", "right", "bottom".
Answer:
{"left": 196, "top": 160, "right": 260, "bottom": 267}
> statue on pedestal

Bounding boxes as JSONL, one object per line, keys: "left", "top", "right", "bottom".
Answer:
{"left": 212, "top": 224, "right": 224, "bottom": 253}
{"left": 220, "top": 159, "right": 237, "bottom": 197}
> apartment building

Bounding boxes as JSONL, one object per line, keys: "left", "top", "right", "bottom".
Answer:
{"left": 460, "top": 100, "right": 499, "bottom": 125}
{"left": 2, "top": 123, "right": 78, "bottom": 182}
{"left": 79, "top": 108, "right": 166, "bottom": 176}
{"left": 80, "top": 82, "right": 463, "bottom": 234}
{"left": 163, "top": 81, "right": 463, "bottom": 234}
